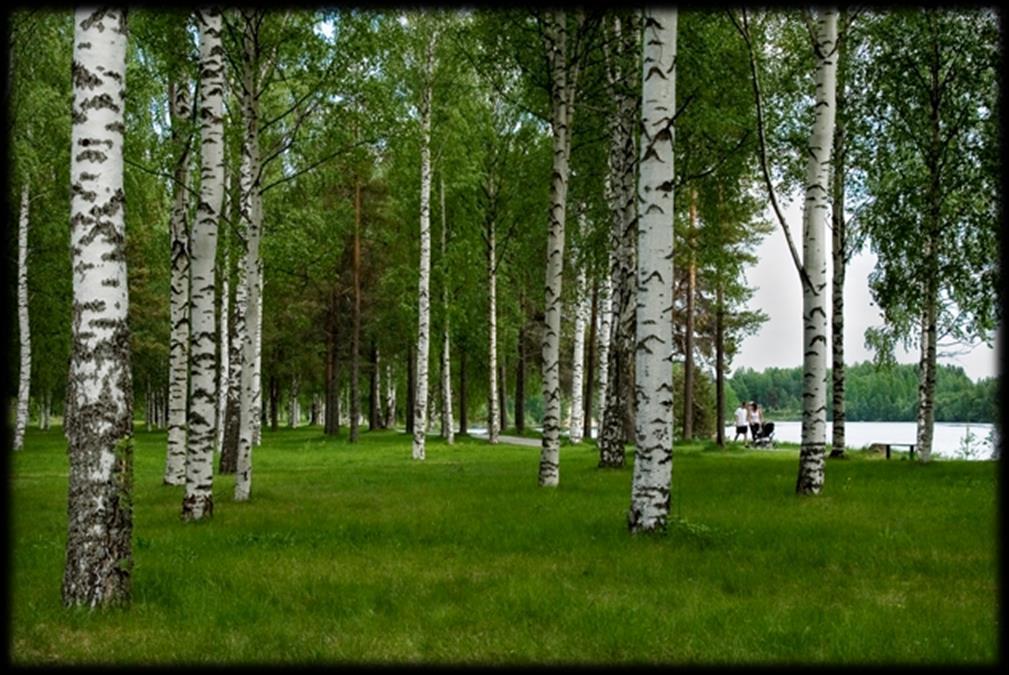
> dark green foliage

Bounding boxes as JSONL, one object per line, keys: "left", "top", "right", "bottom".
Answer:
{"left": 731, "top": 362, "right": 997, "bottom": 422}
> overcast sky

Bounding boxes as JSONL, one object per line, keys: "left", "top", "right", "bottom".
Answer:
{"left": 731, "top": 199, "right": 1000, "bottom": 383}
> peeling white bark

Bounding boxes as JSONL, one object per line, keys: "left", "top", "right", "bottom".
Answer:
{"left": 795, "top": 9, "right": 837, "bottom": 495}
{"left": 63, "top": 8, "right": 132, "bottom": 606}
{"left": 183, "top": 8, "right": 225, "bottom": 521}
{"left": 596, "top": 255, "right": 613, "bottom": 437}
{"left": 215, "top": 265, "right": 229, "bottom": 453}
{"left": 629, "top": 8, "right": 677, "bottom": 534}
{"left": 236, "top": 11, "right": 262, "bottom": 501}
{"left": 539, "top": 10, "right": 578, "bottom": 487}
{"left": 164, "top": 80, "right": 190, "bottom": 483}
{"left": 440, "top": 175, "right": 454, "bottom": 444}
{"left": 13, "top": 183, "right": 31, "bottom": 452}
{"left": 569, "top": 209, "right": 589, "bottom": 444}
{"left": 412, "top": 30, "right": 437, "bottom": 461}
{"left": 488, "top": 212, "right": 499, "bottom": 445}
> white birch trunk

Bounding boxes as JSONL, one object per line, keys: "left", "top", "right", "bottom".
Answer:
{"left": 252, "top": 259, "right": 263, "bottom": 446}
{"left": 385, "top": 363, "right": 396, "bottom": 428}
{"left": 63, "top": 8, "right": 132, "bottom": 606}
{"left": 289, "top": 375, "right": 300, "bottom": 428}
{"left": 41, "top": 390, "right": 50, "bottom": 431}
{"left": 596, "top": 256, "right": 613, "bottom": 435}
{"left": 412, "top": 31, "right": 437, "bottom": 461}
{"left": 794, "top": 9, "right": 837, "bottom": 495}
{"left": 164, "top": 81, "right": 190, "bottom": 482}
{"left": 13, "top": 182, "right": 31, "bottom": 452}
{"left": 569, "top": 210, "right": 588, "bottom": 444}
{"left": 628, "top": 8, "right": 677, "bottom": 534}
{"left": 538, "top": 11, "right": 577, "bottom": 487}
{"left": 486, "top": 215, "right": 500, "bottom": 445}
{"left": 915, "top": 242, "right": 938, "bottom": 463}
{"left": 598, "top": 15, "right": 638, "bottom": 468}
{"left": 236, "top": 12, "right": 262, "bottom": 501}
{"left": 440, "top": 175, "right": 455, "bottom": 444}
{"left": 215, "top": 267, "right": 229, "bottom": 452}
{"left": 183, "top": 8, "right": 224, "bottom": 521}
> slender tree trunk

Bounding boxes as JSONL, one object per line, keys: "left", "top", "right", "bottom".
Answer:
{"left": 599, "top": 15, "right": 638, "bottom": 468}
{"left": 683, "top": 189, "right": 697, "bottom": 441}
{"left": 221, "top": 235, "right": 246, "bottom": 471}
{"left": 269, "top": 373, "right": 278, "bottom": 432}
{"left": 367, "top": 342, "right": 378, "bottom": 430}
{"left": 488, "top": 215, "right": 499, "bottom": 445}
{"left": 384, "top": 362, "right": 396, "bottom": 429}
{"left": 41, "top": 390, "right": 50, "bottom": 431}
{"left": 829, "top": 24, "right": 847, "bottom": 459}
{"left": 569, "top": 212, "right": 589, "bottom": 443}
{"left": 252, "top": 261, "right": 263, "bottom": 446}
{"left": 539, "top": 10, "right": 578, "bottom": 487}
{"left": 629, "top": 8, "right": 677, "bottom": 534}
{"left": 63, "top": 8, "right": 132, "bottom": 606}
{"left": 458, "top": 348, "right": 467, "bottom": 435}
{"left": 14, "top": 182, "right": 31, "bottom": 452}
{"left": 498, "top": 360, "right": 508, "bottom": 433}
{"left": 235, "top": 10, "right": 263, "bottom": 501}
{"left": 440, "top": 174, "right": 454, "bottom": 444}
{"left": 145, "top": 381, "right": 152, "bottom": 432}
{"left": 794, "top": 9, "right": 838, "bottom": 495}
{"left": 596, "top": 258, "right": 612, "bottom": 445}
{"left": 406, "top": 343, "right": 415, "bottom": 435}
{"left": 216, "top": 258, "right": 229, "bottom": 452}
{"left": 351, "top": 178, "right": 362, "bottom": 443}
{"left": 515, "top": 317, "right": 525, "bottom": 433}
{"left": 412, "top": 31, "right": 437, "bottom": 461}
{"left": 324, "top": 286, "right": 338, "bottom": 436}
{"left": 289, "top": 375, "right": 300, "bottom": 428}
{"left": 715, "top": 281, "right": 726, "bottom": 447}
{"left": 183, "top": 8, "right": 225, "bottom": 521}
{"left": 583, "top": 279, "right": 598, "bottom": 441}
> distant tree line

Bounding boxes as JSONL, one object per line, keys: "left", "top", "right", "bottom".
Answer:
{"left": 730, "top": 363, "right": 997, "bottom": 423}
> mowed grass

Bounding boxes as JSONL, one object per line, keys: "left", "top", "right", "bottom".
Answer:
{"left": 9, "top": 426, "right": 998, "bottom": 665}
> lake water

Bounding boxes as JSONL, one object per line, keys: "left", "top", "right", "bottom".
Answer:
{"left": 470, "top": 421, "right": 999, "bottom": 461}
{"left": 730, "top": 420, "right": 998, "bottom": 460}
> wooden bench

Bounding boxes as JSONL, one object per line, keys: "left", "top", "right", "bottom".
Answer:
{"left": 884, "top": 443, "right": 916, "bottom": 460}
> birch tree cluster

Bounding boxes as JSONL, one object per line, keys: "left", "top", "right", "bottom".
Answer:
{"left": 5, "top": 7, "right": 1000, "bottom": 602}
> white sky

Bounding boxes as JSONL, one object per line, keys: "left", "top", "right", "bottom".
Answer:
{"left": 732, "top": 198, "right": 1000, "bottom": 383}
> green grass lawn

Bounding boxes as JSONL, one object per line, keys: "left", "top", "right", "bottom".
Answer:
{"left": 9, "top": 426, "right": 998, "bottom": 665}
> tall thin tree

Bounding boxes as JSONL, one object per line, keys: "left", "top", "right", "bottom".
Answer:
{"left": 63, "top": 7, "right": 133, "bottom": 605}
{"left": 183, "top": 7, "right": 225, "bottom": 521}
{"left": 628, "top": 7, "right": 677, "bottom": 534}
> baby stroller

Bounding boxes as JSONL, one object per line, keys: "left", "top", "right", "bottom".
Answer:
{"left": 751, "top": 422, "right": 775, "bottom": 448}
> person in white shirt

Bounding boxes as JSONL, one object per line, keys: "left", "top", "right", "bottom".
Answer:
{"left": 733, "top": 402, "right": 750, "bottom": 442}
{"left": 749, "top": 401, "right": 763, "bottom": 442}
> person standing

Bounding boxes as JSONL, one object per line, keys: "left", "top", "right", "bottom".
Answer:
{"left": 749, "top": 401, "right": 763, "bottom": 442}
{"left": 734, "top": 402, "right": 750, "bottom": 443}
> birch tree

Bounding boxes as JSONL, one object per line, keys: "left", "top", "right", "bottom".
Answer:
{"left": 183, "top": 7, "right": 225, "bottom": 521}
{"left": 568, "top": 208, "right": 589, "bottom": 444}
{"left": 164, "top": 79, "right": 192, "bottom": 484}
{"left": 63, "top": 7, "right": 133, "bottom": 605}
{"left": 13, "top": 183, "right": 31, "bottom": 452}
{"left": 598, "top": 14, "right": 639, "bottom": 469}
{"left": 412, "top": 25, "right": 438, "bottom": 461}
{"left": 538, "top": 10, "right": 582, "bottom": 487}
{"left": 628, "top": 8, "right": 677, "bottom": 533}
{"left": 736, "top": 8, "right": 838, "bottom": 494}
{"left": 596, "top": 258, "right": 613, "bottom": 436}
{"left": 236, "top": 9, "right": 264, "bottom": 501}
{"left": 858, "top": 10, "right": 999, "bottom": 463}
{"left": 439, "top": 174, "right": 455, "bottom": 443}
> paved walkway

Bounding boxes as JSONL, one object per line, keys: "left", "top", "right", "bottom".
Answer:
{"left": 469, "top": 431, "right": 541, "bottom": 448}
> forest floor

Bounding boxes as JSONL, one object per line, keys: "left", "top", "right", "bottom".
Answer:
{"left": 9, "top": 426, "right": 998, "bottom": 665}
